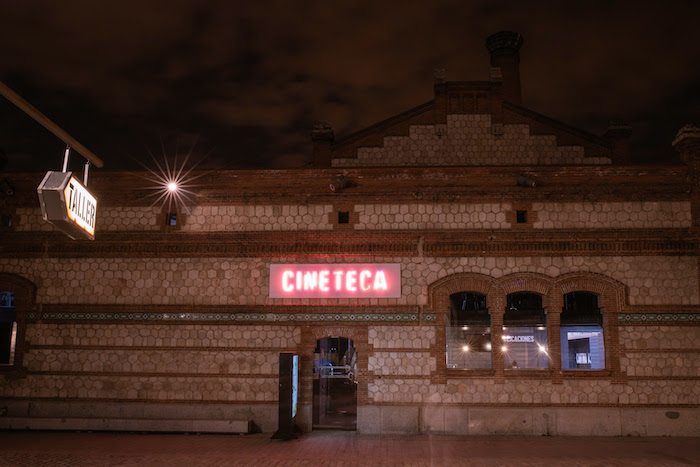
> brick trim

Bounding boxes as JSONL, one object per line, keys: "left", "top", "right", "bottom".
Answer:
{"left": 496, "top": 273, "right": 553, "bottom": 296}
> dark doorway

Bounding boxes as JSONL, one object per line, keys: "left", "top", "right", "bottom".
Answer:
{"left": 313, "top": 337, "right": 357, "bottom": 430}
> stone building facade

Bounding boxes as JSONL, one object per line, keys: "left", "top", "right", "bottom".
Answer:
{"left": 1, "top": 32, "right": 699, "bottom": 436}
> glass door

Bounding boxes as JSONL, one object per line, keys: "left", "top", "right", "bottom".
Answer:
{"left": 312, "top": 337, "right": 357, "bottom": 430}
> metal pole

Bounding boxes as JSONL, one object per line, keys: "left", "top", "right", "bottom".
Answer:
{"left": 83, "top": 161, "right": 90, "bottom": 186}
{"left": 62, "top": 145, "right": 70, "bottom": 173}
{"left": 0, "top": 81, "right": 104, "bottom": 168}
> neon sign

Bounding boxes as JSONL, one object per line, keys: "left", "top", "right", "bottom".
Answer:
{"left": 269, "top": 264, "right": 401, "bottom": 298}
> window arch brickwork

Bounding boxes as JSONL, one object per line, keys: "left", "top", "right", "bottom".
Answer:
{"left": 496, "top": 273, "right": 553, "bottom": 297}
{"left": 427, "top": 273, "right": 495, "bottom": 381}
{"left": 428, "top": 271, "right": 625, "bottom": 382}
{"left": 555, "top": 273, "right": 626, "bottom": 381}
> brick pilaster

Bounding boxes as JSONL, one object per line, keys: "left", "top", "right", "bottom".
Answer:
{"left": 488, "top": 286, "right": 506, "bottom": 383}
{"left": 546, "top": 290, "right": 563, "bottom": 384}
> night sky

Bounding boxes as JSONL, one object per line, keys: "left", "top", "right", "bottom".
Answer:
{"left": 1, "top": 1, "right": 698, "bottom": 173}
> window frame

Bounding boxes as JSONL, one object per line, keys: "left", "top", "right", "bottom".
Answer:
{"left": 560, "top": 291, "right": 606, "bottom": 371}
{"left": 446, "top": 291, "right": 492, "bottom": 370}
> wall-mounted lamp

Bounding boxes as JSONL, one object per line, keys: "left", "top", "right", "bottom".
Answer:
{"left": 516, "top": 175, "right": 537, "bottom": 187}
{"left": 329, "top": 176, "right": 346, "bottom": 192}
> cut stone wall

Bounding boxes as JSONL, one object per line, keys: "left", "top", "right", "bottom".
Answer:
{"left": 533, "top": 202, "right": 692, "bottom": 229}
{"left": 332, "top": 114, "right": 611, "bottom": 167}
{"left": 2, "top": 374, "right": 278, "bottom": 402}
{"left": 24, "top": 348, "right": 280, "bottom": 375}
{"left": 359, "top": 405, "right": 700, "bottom": 436}
{"left": 621, "top": 352, "right": 700, "bottom": 377}
{"left": 182, "top": 205, "right": 334, "bottom": 231}
{"left": 367, "top": 378, "right": 699, "bottom": 405}
{"left": 1, "top": 255, "right": 696, "bottom": 306}
{"left": 13, "top": 201, "right": 692, "bottom": 232}
{"left": 618, "top": 326, "right": 700, "bottom": 350}
{"left": 368, "top": 352, "right": 436, "bottom": 376}
{"left": 25, "top": 323, "right": 300, "bottom": 348}
{"left": 2, "top": 323, "right": 300, "bottom": 404}
{"left": 368, "top": 326, "right": 435, "bottom": 349}
{"left": 355, "top": 203, "right": 510, "bottom": 230}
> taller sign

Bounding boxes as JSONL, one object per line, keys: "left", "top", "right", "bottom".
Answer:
{"left": 37, "top": 171, "right": 98, "bottom": 240}
{"left": 269, "top": 263, "right": 401, "bottom": 298}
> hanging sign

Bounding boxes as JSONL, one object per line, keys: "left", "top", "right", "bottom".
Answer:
{"left": 37, "top": 171, "right": 98, "bottom": 240}
{"left": 269, "top": 263, "right": 401, "bottom": 298}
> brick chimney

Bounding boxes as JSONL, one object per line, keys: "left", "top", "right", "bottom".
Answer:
{"left": 486, "top": 31, "right": 524, "bottom": 105}
{"left": 604, "top": 121, "right": 632, "bottom": 164}
{"left": 311, "top": 123, "right": 334, "bottom": 168}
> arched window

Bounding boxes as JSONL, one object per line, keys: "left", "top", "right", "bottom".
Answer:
{"left": 446, "top": 292, "right": 491, "bottom": 369}
{"left": 503, "top": 292, "right": 548, "bottom": 369}
{"left": 561, "top": 292, "right": 605, "bottom": 370}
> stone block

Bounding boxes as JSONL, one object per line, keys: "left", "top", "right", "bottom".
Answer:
{"left": 645, "top": 409, "right": 700, "bottom": 437}
{"left": 443, "top": 407, "right": 470, "bottom": 435}
{"left": 556, "top": 408, "right": 621, "bottom": 436}
{"left": 296, "top": 404, "right": 312, "bottom": 433}
{"left": 532, "top": 408, "right": 558, "bottom": 436}
{"left": 621, "top": 408, "right": 647, "bottom": 436}
{"left": 381, "top": 406, "right": 419, "bottom": 434}
{"left": 468, "top": 408, "right": 532, "bottom": 435}
{"left": 357, "top": 405, "right": 380, "bottom": 434}
{"left": 420, "top": 406, "right": 445, "bottom": 434}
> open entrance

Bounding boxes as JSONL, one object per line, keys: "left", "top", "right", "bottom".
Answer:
{"left": 313, "top": 337, "right": 357, "bottom": 430}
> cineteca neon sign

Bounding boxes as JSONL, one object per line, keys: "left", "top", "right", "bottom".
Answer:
{"left": 269, "top": 264, "right": 401, "bottom": 298}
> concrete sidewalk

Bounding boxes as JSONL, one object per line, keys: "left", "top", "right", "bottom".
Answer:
{"left": 0, "top": 430, "right": 698, "bottom": 466}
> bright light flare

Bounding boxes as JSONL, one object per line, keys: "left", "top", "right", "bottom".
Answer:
{"left": 462, "top": 345, "right": 469, "bottom": 352}
{"left": 501, "top": 345, "right": 508, "bottom": 352}
{"left": 131, "top": 138, "right": 213, "bottom": 215}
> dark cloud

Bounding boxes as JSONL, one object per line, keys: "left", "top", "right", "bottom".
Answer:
{"left": 0, "top": 0, "right": 698, "bottom": 172}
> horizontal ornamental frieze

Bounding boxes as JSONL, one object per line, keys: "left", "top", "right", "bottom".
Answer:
{"left": 27, "top": 310, "right": 435, "bottom": 323}
{"left": 617, "top": 313, "right": 700, "bottom": 323}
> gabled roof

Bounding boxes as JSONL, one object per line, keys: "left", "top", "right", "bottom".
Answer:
{"left": 326, "top": 81, "right": 613, "bottom": 167}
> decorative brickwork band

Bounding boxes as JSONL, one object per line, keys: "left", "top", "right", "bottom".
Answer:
{"left": 618, "top": 313, "right": 700, "bottom": 323}
{"left": 28, "top": 311, "right": 422, "bottom": 323}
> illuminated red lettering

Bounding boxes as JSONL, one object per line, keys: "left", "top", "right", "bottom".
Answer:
{"left": 303, "top": 271, "right": 318, "bottom": 290}
{"left": 282, "top": 271, "right": 295, "bottom": 292}
{"left": 270, "top": 264, "right": 400, "bottom": 298}
{"left": 319, "top": 270, "right": 330, "bottom": 292}
{"left": 346, "top": 270, "right": 357, "bottom": 292}
{"left": 359, "top": 270, "right": 372, "bottom": 291}
{"left": 333, "top": 271, "right": 343, "bottom": 290}
{"left": 374, "top": 271, "right": 388, "bottom": 290}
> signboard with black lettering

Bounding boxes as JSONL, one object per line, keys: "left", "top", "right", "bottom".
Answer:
{"left": 37, "top": 171, "right": 97, "bottom": 240}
